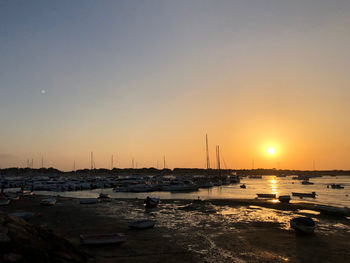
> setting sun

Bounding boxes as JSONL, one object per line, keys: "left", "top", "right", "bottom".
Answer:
{"left": 267, "top": 147, "right": 276, "bottom": 155}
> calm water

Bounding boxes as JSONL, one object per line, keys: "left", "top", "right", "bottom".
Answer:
{"left": 37, "top": 175, "right": 350, "bottom": 207}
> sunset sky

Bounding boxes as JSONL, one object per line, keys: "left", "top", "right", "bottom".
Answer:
{"left": 1, "top": 0, "right": 350, "bottom": 170}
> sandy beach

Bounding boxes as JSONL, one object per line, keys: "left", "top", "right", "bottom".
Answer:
{"left": 1, "top": 195, "right": 350, "bottom": 262}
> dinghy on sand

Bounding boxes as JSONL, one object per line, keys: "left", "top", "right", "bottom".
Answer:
{"left": 129, "top": 219, "right": 155, "bottom": 229}
{"left": 290, "top": 217, "right": 316, "bottom": 234}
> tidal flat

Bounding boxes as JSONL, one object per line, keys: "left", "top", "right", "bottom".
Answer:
{"left": 2, "top": 195, "right": 350, "bottom": 263}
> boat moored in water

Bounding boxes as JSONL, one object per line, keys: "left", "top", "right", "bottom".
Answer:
{"left": 278, "top": 195, "right": 291, "bottom": 203}
{"left": 292, "top": 192, "right": 316, "bottom": 198}
{"left": 256, "top": 193, "right": 276, "bottom": 199}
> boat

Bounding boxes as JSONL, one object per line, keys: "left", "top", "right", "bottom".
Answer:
{"left": 292, "top": 192, "right": 316, "bottom": 198}
{"left": 0, "top": 199, "right": 10, "bottom": 206}
{"left": 328, "top": 184, "right": 344, "bottom": 189}
{"left": 144, "top": 197, "right": 159, "bottom": 208}
{"left": 129, "top": 219, "right": 155, "bottom": 229}
{"left": 290, "top": 217, "right": 316, "bottom": 234}
{"left": 278, "top": 195, "right": 291, "bottom": 203}
{"left": 240, "top": 184, "right": 246, "bottom": 189}
{"left": 79, "top": 198, "right": 99, "bottom": 204}
{"left": 40, "top": 198, "right": 56, "bottom": 206}
{"left": 256, "top": 193, "right": 276, "bottom": 199}
{"left": 301, "top": 180, "right": 314, "bottom": 185}
{"left": 316, "top": 205, "right": 350, "bottom": 216}
{"left": 80, "top": 233, "right": 126, "bottom": 245}
{"left": 17, "top": 190, "right": 34, "bottom": 196}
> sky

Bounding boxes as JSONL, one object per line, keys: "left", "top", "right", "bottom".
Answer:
{"left": 1, "top": 0, "right": 350, "bottom": 170}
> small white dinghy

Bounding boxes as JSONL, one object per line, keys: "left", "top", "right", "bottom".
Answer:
{"left": 129, "top": 219, "right": 155, "bottom": 229}
{"left": 316, "top": 205, "right": 350, "bottom": 216}
{"left": 40, "top": 198, "right": 57, "bottom": 206}
{"left": 80, "top": 233, "right": 126, "bottom": 245}
{"left": 79, "top": 198, "right": 99, "bottom": 204}
{"left": 290, "top": 217, "right": 316, "bottom": 234}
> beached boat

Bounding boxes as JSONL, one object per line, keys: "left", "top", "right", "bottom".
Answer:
{"left": 129, "top": 219, "right": 155, "bottom": 229}
{"left": 0, "top": 199, "right": 10, "bottom": 206}
{"left": 290, "top": 217, "right": 316, "bottom": 234}
{"left": 240, "top": 184, "right": 246, "bottom": 189}
{"left": 292, "top": 192, "right": 316, "bottom": 198}
{"left": 40, "top": 198, "right": 56, "bottom": 206}
{"left": 316, "top": 205, "right": 350, "bottom": 216}
{"left": 80, "top": 233, "right": 126, "bottom": 245}
{"left": 278, "top": 195, "right": 291, "bottom": 203}
{"left": 99, "top": 193, "right": 111, "bottom": 199}
{"left": 144, "top": 197, "right": 159, "bottom": 208}
{"left": 256, "top": 193, "right": 276, "bottom": 199}
{"left": 79, "top": 198, "right": 99, "bottom": 204}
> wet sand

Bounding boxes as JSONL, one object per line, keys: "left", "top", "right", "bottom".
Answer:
{"left": 2, "top": 195, "right": 350, "bottom": 262}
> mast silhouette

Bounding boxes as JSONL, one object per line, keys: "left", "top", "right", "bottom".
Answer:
{"left": 206, "top": 134, "right": 210, "bottom": 169}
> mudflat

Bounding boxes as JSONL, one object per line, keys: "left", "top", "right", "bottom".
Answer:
{"left": 2, "top": 195, "right": 350, "bottom": 263}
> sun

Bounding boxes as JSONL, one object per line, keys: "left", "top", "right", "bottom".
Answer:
{"left": 267, "top": 147, "right": 275, "bottom": 155}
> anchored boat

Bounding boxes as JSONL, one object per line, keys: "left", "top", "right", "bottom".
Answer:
{"left": 292, "top": 192, "right": 316, "bottom": 198}
{"left": 256, "top": 193, "right": 276, "bottom": 199}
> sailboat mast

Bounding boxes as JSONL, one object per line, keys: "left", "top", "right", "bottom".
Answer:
{"left": 206, "top": 134, "right": 210, "bottom": 169}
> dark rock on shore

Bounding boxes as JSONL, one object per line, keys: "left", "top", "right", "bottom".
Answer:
{"left": 0, "top": 211, "right": 88, "bottom": 263}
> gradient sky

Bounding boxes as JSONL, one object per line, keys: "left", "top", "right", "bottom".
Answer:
{"left": 1, "top": 0, "right": 350, "bottom": 170}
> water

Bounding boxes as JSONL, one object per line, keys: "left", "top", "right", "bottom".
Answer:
{"left": 36, "top": 175, "right": 350, "bottom": 207}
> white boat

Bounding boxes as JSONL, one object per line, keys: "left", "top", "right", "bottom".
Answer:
{"left": 278, "top": 195, "right": 291, "bottom": 203}
{"left": 316, "top": 205, "right": 350, "bottom": 216}
{"left": 79, "top": 198, "right": 99, "bottom": 204}
{"left": 290, "top": 217, "right": 316, "bottom": 234}
{"left": 0, "top": 199, "right": 10, "bottom": 206}
{"left": 129, "top": 219, "right": 155, "bottom": 229}
{"left": 40, "top": 198, "right": 57, "bottom": 206}
{"left": 80, "top": 233, "right": 126, "bottom": 245}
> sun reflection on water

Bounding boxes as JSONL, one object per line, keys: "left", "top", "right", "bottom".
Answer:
{"left": 268, "top": 176, "right": 279, "bottom": 195}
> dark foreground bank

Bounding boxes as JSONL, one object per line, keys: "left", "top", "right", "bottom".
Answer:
{"left": 1, "top": 195, "right": 350, "bottom": 262}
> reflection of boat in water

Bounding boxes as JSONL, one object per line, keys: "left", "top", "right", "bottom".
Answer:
{"left": 278, "top": 195, "right": 291, "bottom": 203}
{"left": 316, "top": 205, "right": 350, "bottom": 216}
{"left": 80, "top": 233, "right": 126, "bottom": 245}
{"left": 290, "top": 217, "right": 316, "bottom": 234}
{"left": 129, "top": 219, "right": 155, "bottom": 229}
{"left": 292, "top": 192, "right": 316, "bottom": 198}
{"left": 256, "top": 193, "right": 276, "bottom": 199}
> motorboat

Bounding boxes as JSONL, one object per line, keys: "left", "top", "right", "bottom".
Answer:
{"left": 301, "top": 180, "right": 314, "bottom": 185}
{"left": 240, "top": 184, "right": 246, "bottom": 189}
{"left": 278, "top": 195, "right": 291, "bottom": 203}
{"left": 256, "top": 193, "right": 276, "bottom": 199}
{"left": 316, "top": 205, "right": 350, "bottom": 216}
{"left": 328, "top": 184, "right": 344, "bottom": 189}
{"left": 290, "top": 217, "right": 316, "bottom": 234}
{"left": 80, "top": 233, "right": 126, "bottom": 245}
{"left": 292, "top": 192, "right": 316, "bottom": 198}
{"left": 129, "top": 219, "right": 155, "bottom": 229}
{"left": 40, "top": 198, "right": 56, "bottom": 206}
